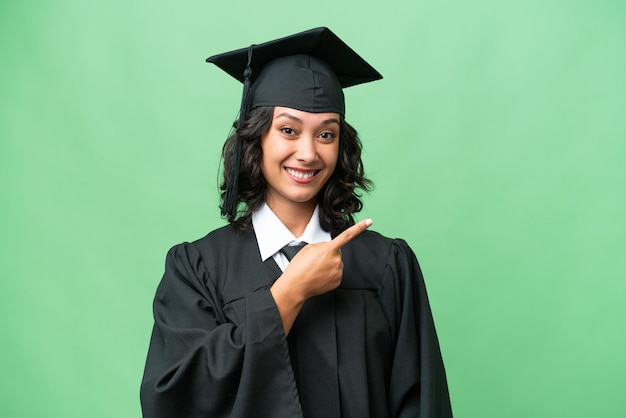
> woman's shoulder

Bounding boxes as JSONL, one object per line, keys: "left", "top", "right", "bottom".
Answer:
{"left": 164, "top": 224, "right": 254, "bottom": 261}
{"left": 161, "top": 224, "right": 260, "bottom": 288}
{"left": 194, "top": 223, "right": 241, "bottom": 240}
{"left": 351, "top": 229, "right": 413, "bottom": 256}
{"left": 184, "top": 224, "right": 254, "bottom": 260}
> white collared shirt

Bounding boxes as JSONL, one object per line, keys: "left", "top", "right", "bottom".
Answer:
{"left": 251, "top": 203, "right": 331, "bottom": 272}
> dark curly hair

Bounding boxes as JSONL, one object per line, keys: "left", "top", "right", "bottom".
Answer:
{"left": 220, "top": 106, "right": 372, "bottom": 236}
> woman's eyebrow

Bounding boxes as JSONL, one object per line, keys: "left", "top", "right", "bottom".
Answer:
{"left": 321, "top": 118, "right": 340, "bottom": 126}
{"left": 275, "top": 113, "right": 303, "bottom": 123}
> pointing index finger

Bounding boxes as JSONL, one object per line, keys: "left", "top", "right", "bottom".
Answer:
{"left": 329, "top": 219, "right": 373, "bottom": 250}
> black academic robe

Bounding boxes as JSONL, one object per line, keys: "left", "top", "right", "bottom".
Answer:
{"left": 140, "top": 225, "right": 452, "bottom": 418}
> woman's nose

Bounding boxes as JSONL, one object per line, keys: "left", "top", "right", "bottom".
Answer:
{"left": 294, "top": 136, "right": 316, "bottom": 162}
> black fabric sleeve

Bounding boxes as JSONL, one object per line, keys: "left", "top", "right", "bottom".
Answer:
{"left": 381, "top": 240, "right": 453, "bottom": 418}
{"left": 140, "top": 243, "right": 303, "bottom": 418}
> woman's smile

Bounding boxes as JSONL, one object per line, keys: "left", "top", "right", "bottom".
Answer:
{"left": 284, "top": 167, "right": 320, "bottom": 182}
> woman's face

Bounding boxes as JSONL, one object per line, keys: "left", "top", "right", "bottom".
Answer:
{"left": 260, "top": 106, "right": 340, "bottom": 212}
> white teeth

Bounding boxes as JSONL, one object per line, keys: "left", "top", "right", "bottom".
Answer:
{"left": 286, "top": 168, "right": 316, "bottom": 179}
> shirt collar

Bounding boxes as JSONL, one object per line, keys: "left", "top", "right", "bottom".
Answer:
{"left": 252, "top": 203, "right": 331, "bottom": 262}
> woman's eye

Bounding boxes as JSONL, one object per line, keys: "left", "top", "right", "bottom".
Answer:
{"left": 280, "top": 127, "right": 295, "bottom": 135}
{"left": 319, "top": 132, "right": 336, "bottom": 140}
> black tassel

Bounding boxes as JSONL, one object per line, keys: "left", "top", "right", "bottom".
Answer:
{"left": 222, "top": 44, "right": 255, "bottom": 218}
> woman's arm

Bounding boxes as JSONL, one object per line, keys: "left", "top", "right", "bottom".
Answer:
{"left": 140, "top": 243, "right": 303, "bottom": 418}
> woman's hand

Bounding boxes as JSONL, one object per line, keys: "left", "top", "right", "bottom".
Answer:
{"left": 270, "top": 219, "right": 372, "bottom": 334}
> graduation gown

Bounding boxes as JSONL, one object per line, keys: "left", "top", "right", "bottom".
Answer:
{"left": 140, "top": 225, "right": 452, "bottom": 418}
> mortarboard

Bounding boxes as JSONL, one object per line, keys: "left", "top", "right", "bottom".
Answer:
{"left": 206, "top": 27, "right": 382, "bottom": 217}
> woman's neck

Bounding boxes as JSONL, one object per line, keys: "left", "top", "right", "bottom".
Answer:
{"left": 266, "top": 198, "right": 317, "bottom": 237}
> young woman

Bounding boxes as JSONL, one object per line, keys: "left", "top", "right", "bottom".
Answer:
{"left": 140, "top": 27, "right": 452, "bottom": 418}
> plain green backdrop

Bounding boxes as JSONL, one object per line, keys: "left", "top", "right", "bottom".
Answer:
{"left": 1, "top": 0, "right": 625, "bottom": 417}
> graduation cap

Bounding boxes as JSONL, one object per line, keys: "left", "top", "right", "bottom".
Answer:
{"left": 206, "top": 27, "right": 382, "bottom": 218}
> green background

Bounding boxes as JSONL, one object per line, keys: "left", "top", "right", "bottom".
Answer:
{"left": 2, "top": 0, "right": 625, "bottom": 417}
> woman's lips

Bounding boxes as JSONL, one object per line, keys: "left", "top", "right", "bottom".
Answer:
{"left": 285, "top": 167, "right": 319, "bottom": 183}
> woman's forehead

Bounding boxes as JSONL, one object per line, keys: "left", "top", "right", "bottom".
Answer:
{"left": 272, "top": 106, "right": 341, "bottom": 124}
